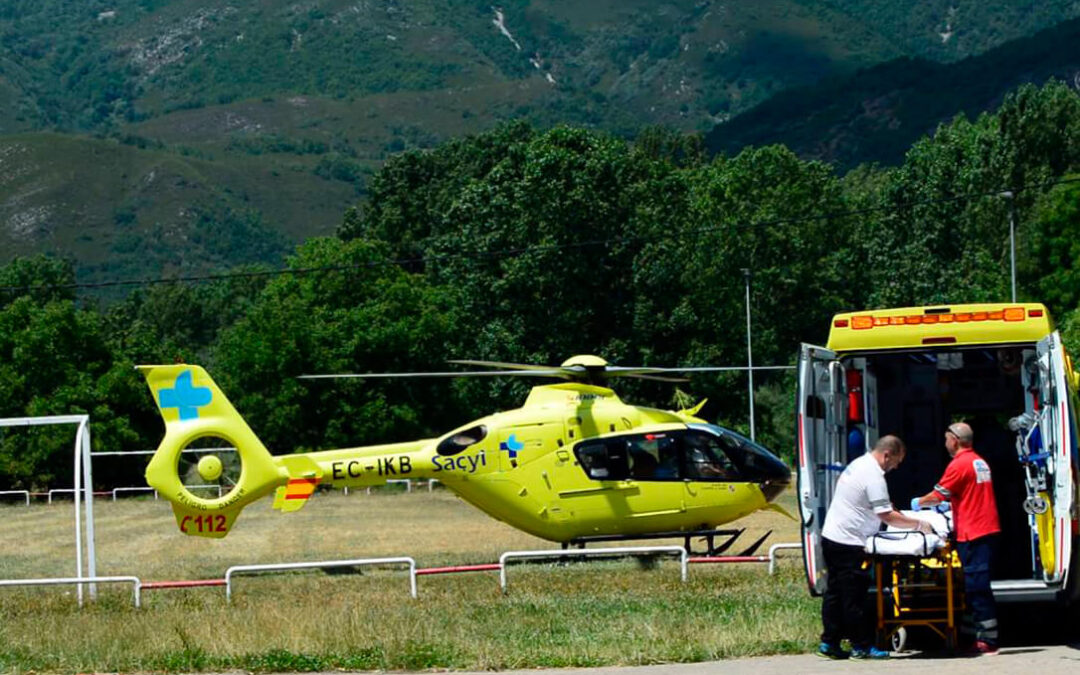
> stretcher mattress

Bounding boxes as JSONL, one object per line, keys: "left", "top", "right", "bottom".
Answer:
{"left": 864, "top": 510, "right": 953, "bottom": 556}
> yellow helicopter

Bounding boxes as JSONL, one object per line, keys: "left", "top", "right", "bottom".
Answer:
{"left": 140, "top": 356, "right": 792, "bottom": 553}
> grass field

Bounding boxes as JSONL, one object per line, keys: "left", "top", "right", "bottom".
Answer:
{"left": 0, "top": 487, "right": 817, "bottom": 673}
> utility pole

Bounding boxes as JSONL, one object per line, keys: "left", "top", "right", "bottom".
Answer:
{"left": 1000, "top": 190, "right": 1017, "bottom": 302}
{"left": 742, "top": 268, "right": 755, "bottom": 441}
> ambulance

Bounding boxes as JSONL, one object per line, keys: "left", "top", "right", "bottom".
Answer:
{"left": 798, "top": 303, "right": 1079, "bottom": 603}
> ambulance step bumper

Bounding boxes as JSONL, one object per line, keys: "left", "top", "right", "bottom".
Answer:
{"left": 991, "top": 579, "right": 1061, "bottom": 603}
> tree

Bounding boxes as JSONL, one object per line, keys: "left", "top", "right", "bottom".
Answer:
{"left": 0, "top": 295, "right": 143, "bottom": 487}
{"left": 211, "top": 237, "right": 460, "bottom": 450}
{"left": 0, "top": 255, "right": 76, "bottom": 309}
{"left": 864, "top": 81, "right": 1080, "bottom": 308}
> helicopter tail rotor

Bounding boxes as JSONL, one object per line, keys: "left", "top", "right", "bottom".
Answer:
{"left": 139, "top": 364, "right": 303, "bottom": 538}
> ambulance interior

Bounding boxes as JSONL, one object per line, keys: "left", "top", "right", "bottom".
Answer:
{"left": 842, "top": 345, "right": 1047, "bottom": 582}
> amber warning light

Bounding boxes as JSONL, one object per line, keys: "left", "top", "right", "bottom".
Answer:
{"left": 834, "top": 307, "right": 1033, "bottom": 330}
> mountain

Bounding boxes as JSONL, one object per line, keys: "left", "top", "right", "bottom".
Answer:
{"left": 704, "top": 16, "right": 1080, "bottom": 170}
{"left": 2, "top": 0, "right": 1079, "bottom": 286}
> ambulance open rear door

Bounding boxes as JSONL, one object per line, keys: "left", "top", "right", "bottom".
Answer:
{"left": 1035, "top": 331, "right": 1077, "bottom": 590}
{"left": 797, "top": 343, "right": 847, "bottom": 595}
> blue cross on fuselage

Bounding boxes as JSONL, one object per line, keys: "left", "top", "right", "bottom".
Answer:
{"left": 500, "top": 434, "right": 524, "bottom": 459}
{"left": 159, "top": 370, "right": 212, "bottom": 421}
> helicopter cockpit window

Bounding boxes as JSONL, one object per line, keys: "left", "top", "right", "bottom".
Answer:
{"left": 683, "top": 431, "right": 739, "bottom": 481}
{"left": 436, "top": 425, "right": 487, "bottom": 456}
{"left": 627, "top": 434, "right": 681, "bottom": 480}
{"left": 574, "top": 439, "right": 629, "bottom": 480}
{"left": 712, "top": 429, "right": 788, "bottom": 482}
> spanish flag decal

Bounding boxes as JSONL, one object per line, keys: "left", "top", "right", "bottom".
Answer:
{"left": 273, "top": 477, "right": 319, "bottom": 512}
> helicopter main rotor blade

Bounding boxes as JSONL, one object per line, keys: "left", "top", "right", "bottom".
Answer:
{"left": 663, "top": 366, "right": 796, "bottom": 372}
{"left": 617, "top": 373, "right": 689, "bottom": 383}
{"left": 602, "top": 365, "right": 794, "bottom": 380}
{"left": 447, "top": 359, "right": 561, "bottom": 372}
{"left": 611, "top": 365, "right": 796, "bottom": 374}
{"left": 299, "top": 369, "right": 569, "bottom": 380}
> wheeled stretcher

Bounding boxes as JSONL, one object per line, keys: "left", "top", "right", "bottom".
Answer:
{"left": 866, "top": 512, "right": 962, "bottom": 652}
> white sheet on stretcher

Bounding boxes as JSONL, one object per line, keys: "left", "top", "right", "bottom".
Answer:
{"left": 864, "top": 510, "right": 953, "bottom": 556}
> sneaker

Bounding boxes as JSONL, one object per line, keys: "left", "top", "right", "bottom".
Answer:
{"left": 817, "top": 642, "right": 850, "bottom": 660}
{"left": 969, "top": 640, "right": 999, "bottom": 656}
{"left": 850, "top": 646, "right": 890, "bottom": 660}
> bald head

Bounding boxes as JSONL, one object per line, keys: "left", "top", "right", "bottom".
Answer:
{"left": 945, "top": 422, "right": 973, "bottom": 457}
{"left": 947, "top": 422, "right": 973, "bottom": 446}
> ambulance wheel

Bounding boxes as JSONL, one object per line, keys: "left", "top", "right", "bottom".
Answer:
{"left": 891, "top": 627, "right": 908, "bottom": 653}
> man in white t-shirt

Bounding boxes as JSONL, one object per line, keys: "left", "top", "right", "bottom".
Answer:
{"left": 818, "top": 435, "right": 931, "bottom": 660}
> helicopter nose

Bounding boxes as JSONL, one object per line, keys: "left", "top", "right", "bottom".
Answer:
{"left": 759, "top": 458, "right": 792, "bottom": 502}
{"left": 731, "top": 435, "right": 791, "bottom": 502}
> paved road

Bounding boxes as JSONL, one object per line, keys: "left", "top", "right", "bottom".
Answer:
{"left": 447, "top": 644, "right": 1080, "bottom": 675}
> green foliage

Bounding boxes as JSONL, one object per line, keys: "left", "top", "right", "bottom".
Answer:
{"left": 863, "top": 81, "right": 1080, "bottom": 308}
{"left": 0, "top": 295, "right": 141, "bottom": 488}
{"left": 0, "top": 255, "right": 76, "bottom": 307}
{"left": 313, "top": 153, "right": 368, "bottom": 191}
{"left": 1026, "top": 180, "right": 1080, "bottom": 316}
{"left": 707, "top": 17, "right": 1080, "bottom": 170}
{"left": 3, "top": 81, "right": 1080, "bottom": 486}
{"left": 211, "top": 237, "right": 460, "bottom": 449}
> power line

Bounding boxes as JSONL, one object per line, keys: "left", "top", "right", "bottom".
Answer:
{"left": 4, "top": 175, "right": 1080, "bottom": 295}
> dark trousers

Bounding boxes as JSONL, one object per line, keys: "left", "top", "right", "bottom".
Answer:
{"left": 821, "top": 537, "right": 873, "bottom": 649}
{"left": 956, "top": 534, "right": 999, "bottom": 646}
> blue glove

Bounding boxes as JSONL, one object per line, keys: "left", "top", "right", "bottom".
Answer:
{"left": 934, "top": 501, "right": 951, "bottom": 514}
{"left": 910, "top": 497, "right": 922, "bottom": 511}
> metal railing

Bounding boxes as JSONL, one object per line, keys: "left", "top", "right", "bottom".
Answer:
{"left": 5, "top": 542, "right": 801, "bottom": 607}
{"left": 499, "top": 546, "right": 687, "bottom": 592}
{"left": 0, "top": 576, "right": 141, "bottom": 607}
{"left": 767, "top": 542, "right": 803, "bottom": 575}
{"left": 0, "top": 490, "right": 30, "bottom": 506}
{"left": 112, "top": 487, "right": 158, "bottom": 500}
{"left": 46, "top": 488, "right": 110, "bottom": 504}
{"left": 225, "top": 557, "right": 417, "bottom": 601}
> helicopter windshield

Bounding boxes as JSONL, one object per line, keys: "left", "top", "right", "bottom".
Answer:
{"left": 690, "top": 424, "right": 792, "bottom": 498}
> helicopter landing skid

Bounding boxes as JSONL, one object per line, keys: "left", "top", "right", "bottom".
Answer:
{"left": 564, "top": 528, "right": 769, "bottom": 557}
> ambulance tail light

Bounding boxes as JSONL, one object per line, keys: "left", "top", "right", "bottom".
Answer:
{"left": 846, "top": 370, "right": 863, "bottom": 422}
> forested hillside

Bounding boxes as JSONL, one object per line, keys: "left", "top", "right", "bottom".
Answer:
{"left": 3, "top": 81, "right": 1080, "bottom": 491}
{"left": 7, "top": 0, "right": 1071, "bottom": 133}
{"left": 706, "top": 16, "right": 1080, "bottom": 170}
{"left": 3, "top": 1, "right": 1080, "bottom": 285}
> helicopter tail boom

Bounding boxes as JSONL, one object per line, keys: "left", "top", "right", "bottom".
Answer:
{"left": 140, "top": 364, "right": 299, "bottom": 537}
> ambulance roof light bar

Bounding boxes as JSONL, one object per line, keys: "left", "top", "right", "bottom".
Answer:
{"left": 834, "top": 306, "right": 1035, "bottom": 330}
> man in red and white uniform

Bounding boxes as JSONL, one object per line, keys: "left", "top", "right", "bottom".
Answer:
{"left": 915, "top": 422, "right": 1001, "bottom": 655}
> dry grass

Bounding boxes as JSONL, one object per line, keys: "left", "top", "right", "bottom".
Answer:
{"left": 0, "top": 487, "right": 816, "bottom": 673}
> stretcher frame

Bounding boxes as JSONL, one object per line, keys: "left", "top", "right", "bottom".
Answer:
{"left": 873, "top": 541, "right": 962, "bottom": 651}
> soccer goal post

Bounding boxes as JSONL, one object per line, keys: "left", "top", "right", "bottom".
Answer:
{"left": 0, "top": 415, "right": 96, "bottom": 605}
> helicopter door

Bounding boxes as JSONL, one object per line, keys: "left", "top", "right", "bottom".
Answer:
{"left": 797, "top": 343, "right": 847, "bottom": 596}
{"left": 1035, "top": 332, "right": 1077, "bottom": 586}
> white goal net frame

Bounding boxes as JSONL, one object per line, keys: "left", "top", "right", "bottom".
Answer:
{"left": 0, "top": 415, "right": 96, "bottom": 604}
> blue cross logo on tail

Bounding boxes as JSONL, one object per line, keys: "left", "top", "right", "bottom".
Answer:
{"left": 159, "top": 370, "right": 212, "bottom": 421}
{"left": 500, "top": 434, "right": 524, "bottom": 459}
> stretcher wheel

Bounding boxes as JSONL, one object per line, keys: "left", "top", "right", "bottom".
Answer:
{"left": 891, "top": 627, "right": 907, "bottom": 653}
